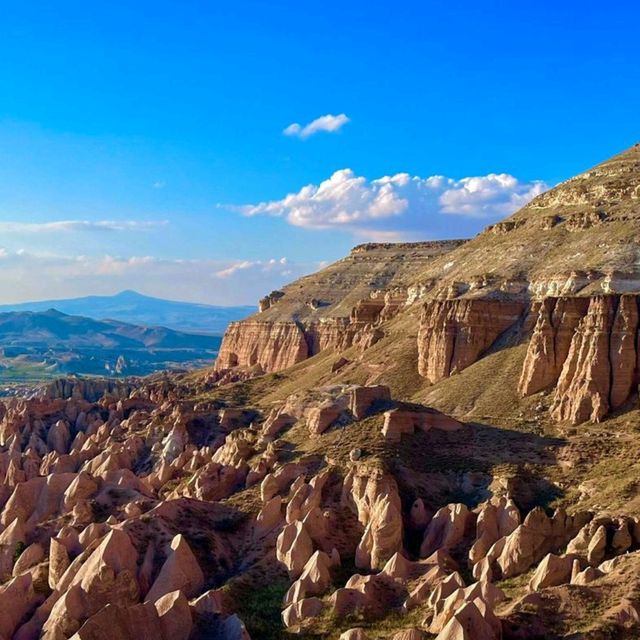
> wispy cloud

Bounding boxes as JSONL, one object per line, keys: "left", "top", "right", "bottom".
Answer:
{"left": 214, "top": 257, "right": 289, "bottom": 279}
{"left": 0, "top": 220, "right": 168, "bottom": 233}
{"left": 0, "top": 250, "right": 310, "bottom": 305}
{"left": 235, "top": 169, "right": 548, "bottom": 240}
{"left": 283, "top": 113, "right": 350, "bottom": 139}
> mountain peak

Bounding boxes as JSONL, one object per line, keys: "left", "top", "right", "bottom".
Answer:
{"left": 114, "top": 289, "right": 146, "bottom": 299}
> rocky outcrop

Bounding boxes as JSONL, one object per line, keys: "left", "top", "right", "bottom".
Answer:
{"left": 146, "top": 534, "right": 204, "bottom": 603}
{"left": 216, "top": 321, "right": 309, "bottom": 372}
{"left": 421, "top": 504, "right": 473, "bottom": 558}
{"left": 276, "top": 521, "right": 315, "bottom": 579}
{"left": 418, "top": 299, "right": 526, "bottom": 384}
{"left": 41, "top": 378, "right": 136, "bottom": 402}
{"left": 382, "top": 407, "right": 462, "bottom": 442}
{"left": 528, "top": 553, "right": 574, "bottom": 591}
{"left": 343, "top": 466, "right": 404, "bottom": 571}
{"left": 518, "top": 297, "right": 590, "bottom": 395}
{"left": 550, "top": 296, "right": 637, "bottom": 422}
{"left": 519, "top": 295, "right": 640, "bottom": 423}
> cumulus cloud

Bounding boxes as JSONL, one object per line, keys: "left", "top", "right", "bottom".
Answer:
{"left": 0, "top": 220, "right": 168, "bottom": 233}
{"left": 0, "top": 250, "right": 311, "bottom": 306}
{"left": 237, "top": 169, "right": 548, "bottom": 239}
{"left": 283, "top": 113, "right": 350, "bottom": 139}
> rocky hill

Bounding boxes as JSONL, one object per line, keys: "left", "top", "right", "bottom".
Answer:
{"left": 2, "top": 145, "right": 640, "bottom": 640}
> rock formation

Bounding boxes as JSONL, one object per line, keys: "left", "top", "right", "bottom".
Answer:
{"left": 2, "top": 145, "right": 640, "bottom": 638}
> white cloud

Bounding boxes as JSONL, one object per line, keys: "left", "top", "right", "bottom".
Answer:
{"left": 0, "top": 220, "right": 168, "bottom": 233}
{"left": 283, "top": 113, "right": 350, "bottom": 139}
{"left": 237, "top": 169, "right": 548, "bottom": 239}
{"left": 214, "top": 257, "right": 289, "bottom": 279}
{"left": 0, "top": 250, "right": 313, "bottom": 306}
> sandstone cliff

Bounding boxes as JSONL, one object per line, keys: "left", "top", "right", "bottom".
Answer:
{"left": 215, "top": 240, "right": 465, "bottom": 374}
{"left": 214, "top": 144, "right": 640, "bottom": 426}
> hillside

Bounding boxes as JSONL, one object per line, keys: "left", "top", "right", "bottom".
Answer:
{"left": 0, "top": 309, "right": 221, "bottom": 382}
{"left": 4, "top": 144, "right": 640, "bottom": 640}
{"left": 0, "top": 290, "right": 255, "bottom": 335}
{"left": 0, "top": 309, "right": 217, "bottom": 350}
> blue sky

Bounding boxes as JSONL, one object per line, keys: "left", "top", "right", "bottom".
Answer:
{"left": 0, "top": 1, "right": 638, "bottom": 304}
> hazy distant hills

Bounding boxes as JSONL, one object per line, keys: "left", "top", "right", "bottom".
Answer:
{"left": 0, "top": 309, "right": 219, "bottom": 350}
{"left": 0, "top": 290, "right": 255, "bottom": 335}
{"left": 0, "top": 308, "right": 224, "bottom": 382}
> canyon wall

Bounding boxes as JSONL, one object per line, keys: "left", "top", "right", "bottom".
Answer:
{"left": 216, "top": 294, "right": 640, "bottom": 425}
{"left": 215, "top": 287, "right": 410, "bottom": 374}
{"left": 215, "top": 317, "right": 386, "bottom": 374}
{"left": 416, "top": 299, "right": 527, "bottom": 384}
{"left": 416, "top": 295, "right": 640, "bottom": 425}
{"left": 215, "top": 321, "right": 309, "bottom": 372}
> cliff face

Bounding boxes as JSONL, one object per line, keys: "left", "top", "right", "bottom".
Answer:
{"left": 547, "top": 295, "right": 639, "bottom": 423}
{"left": 215, "top": 240, "right": 466, "bottom": 374}
{"left": 216, "top": 310, "right": 390, "bottom": 373}
{"left": 518, "top": 297, "right": 590, "bottom": 396}
{"left": 417, "top": 299, "right": 526, "bottom": 384}
{"left": 415, "top": 295, "right": 640, "bottom": 424}
{"left": 516, "top": 295, "right": 640, "bottom": 422}
{"left": 214, "top": 144, "right": 640, "bottom": 426}
{"left": 215, "top": 321, "right": 309, "bottom": 372}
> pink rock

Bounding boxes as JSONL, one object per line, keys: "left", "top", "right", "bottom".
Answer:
{"left": 282, "top": 596, "right": 324, "bottom": 629}
{"left": 44, "top": 529, "right": 140, "bottom": 636}
{"left": 284, "top": 550, "right": 333, "bottom": 606}
{"left": 421, "top": 504, "right": 472, "bottom": 558}
{"left": 12, "top": 543, "right": 45, "bottom": 577}
{"left": 307, "top": 401, "right": 342, "bottom": 436}
{"left": 145, "top": 534, "right": 204, "bottom": 603}
{"left": 348, "top": 385, "right": 391, "bottom": 420}
{"left": 528, "top": 553, "right": 574, "bottom": 591}
{"left": 49, "top": 537, "right": 71, "bottom": 589}
{"left": 154, "top": 590, "right": 192, "bottom": 640}
{"left": 190, "top": 588, "right": 225, "bottom": 616}
{"left": 434, "top": 597, "right": 502, "bottom": 640}
{"left": 70, "top": 602, "right": 164, "bottom": 640}
{"left": 276, "top": 521, "right": 314, "bottom": 579}
{"left": 255, "top": 496, "right": 283, "bottom": 535}
{"left": 0, "top": 574, "right": 43, "bottom": 639}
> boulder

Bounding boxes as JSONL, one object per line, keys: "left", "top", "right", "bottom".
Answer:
{"left": 12, "top": 543, "right": 44, "bottom": 577}
{"left": 69, "top": 602, "right": 163, "bottom": 640}
{"left": 528, "top": 553, "right": 574, "bottom": 591}
{"left": 282, "top": 596, "right": 324, "bottom": 629}
{"left": 0, "top": 574, "right": 42, "bottom": 640}
{"left": 434, "top": 598, "right": 502, "bottom": 640}
{"left": 49, "top": 537, "right": 71, "bottom": 589}
{"left": 307, "top": 402, "right": 342, "bottom": 436}
{"left": 587, "top": 525, "right": 607, "bottom": 565}
{"left": 495, "top": 507, "right": 552, "bottom": 578}
{"left": 284, "top": 550, "right": 333, "bottom": 606}
{"left": 348, "top": 385, "right": 390, "bottom": 420}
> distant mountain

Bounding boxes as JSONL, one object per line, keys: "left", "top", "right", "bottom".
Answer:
{"left": 0, "top": 290, "right": 255, "bottom": 335}
{"left": 0, "top": 309, "right": 222, "bottom": 381}
{"left": 0, "top": 309, "right": 219, "bottom": 350}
